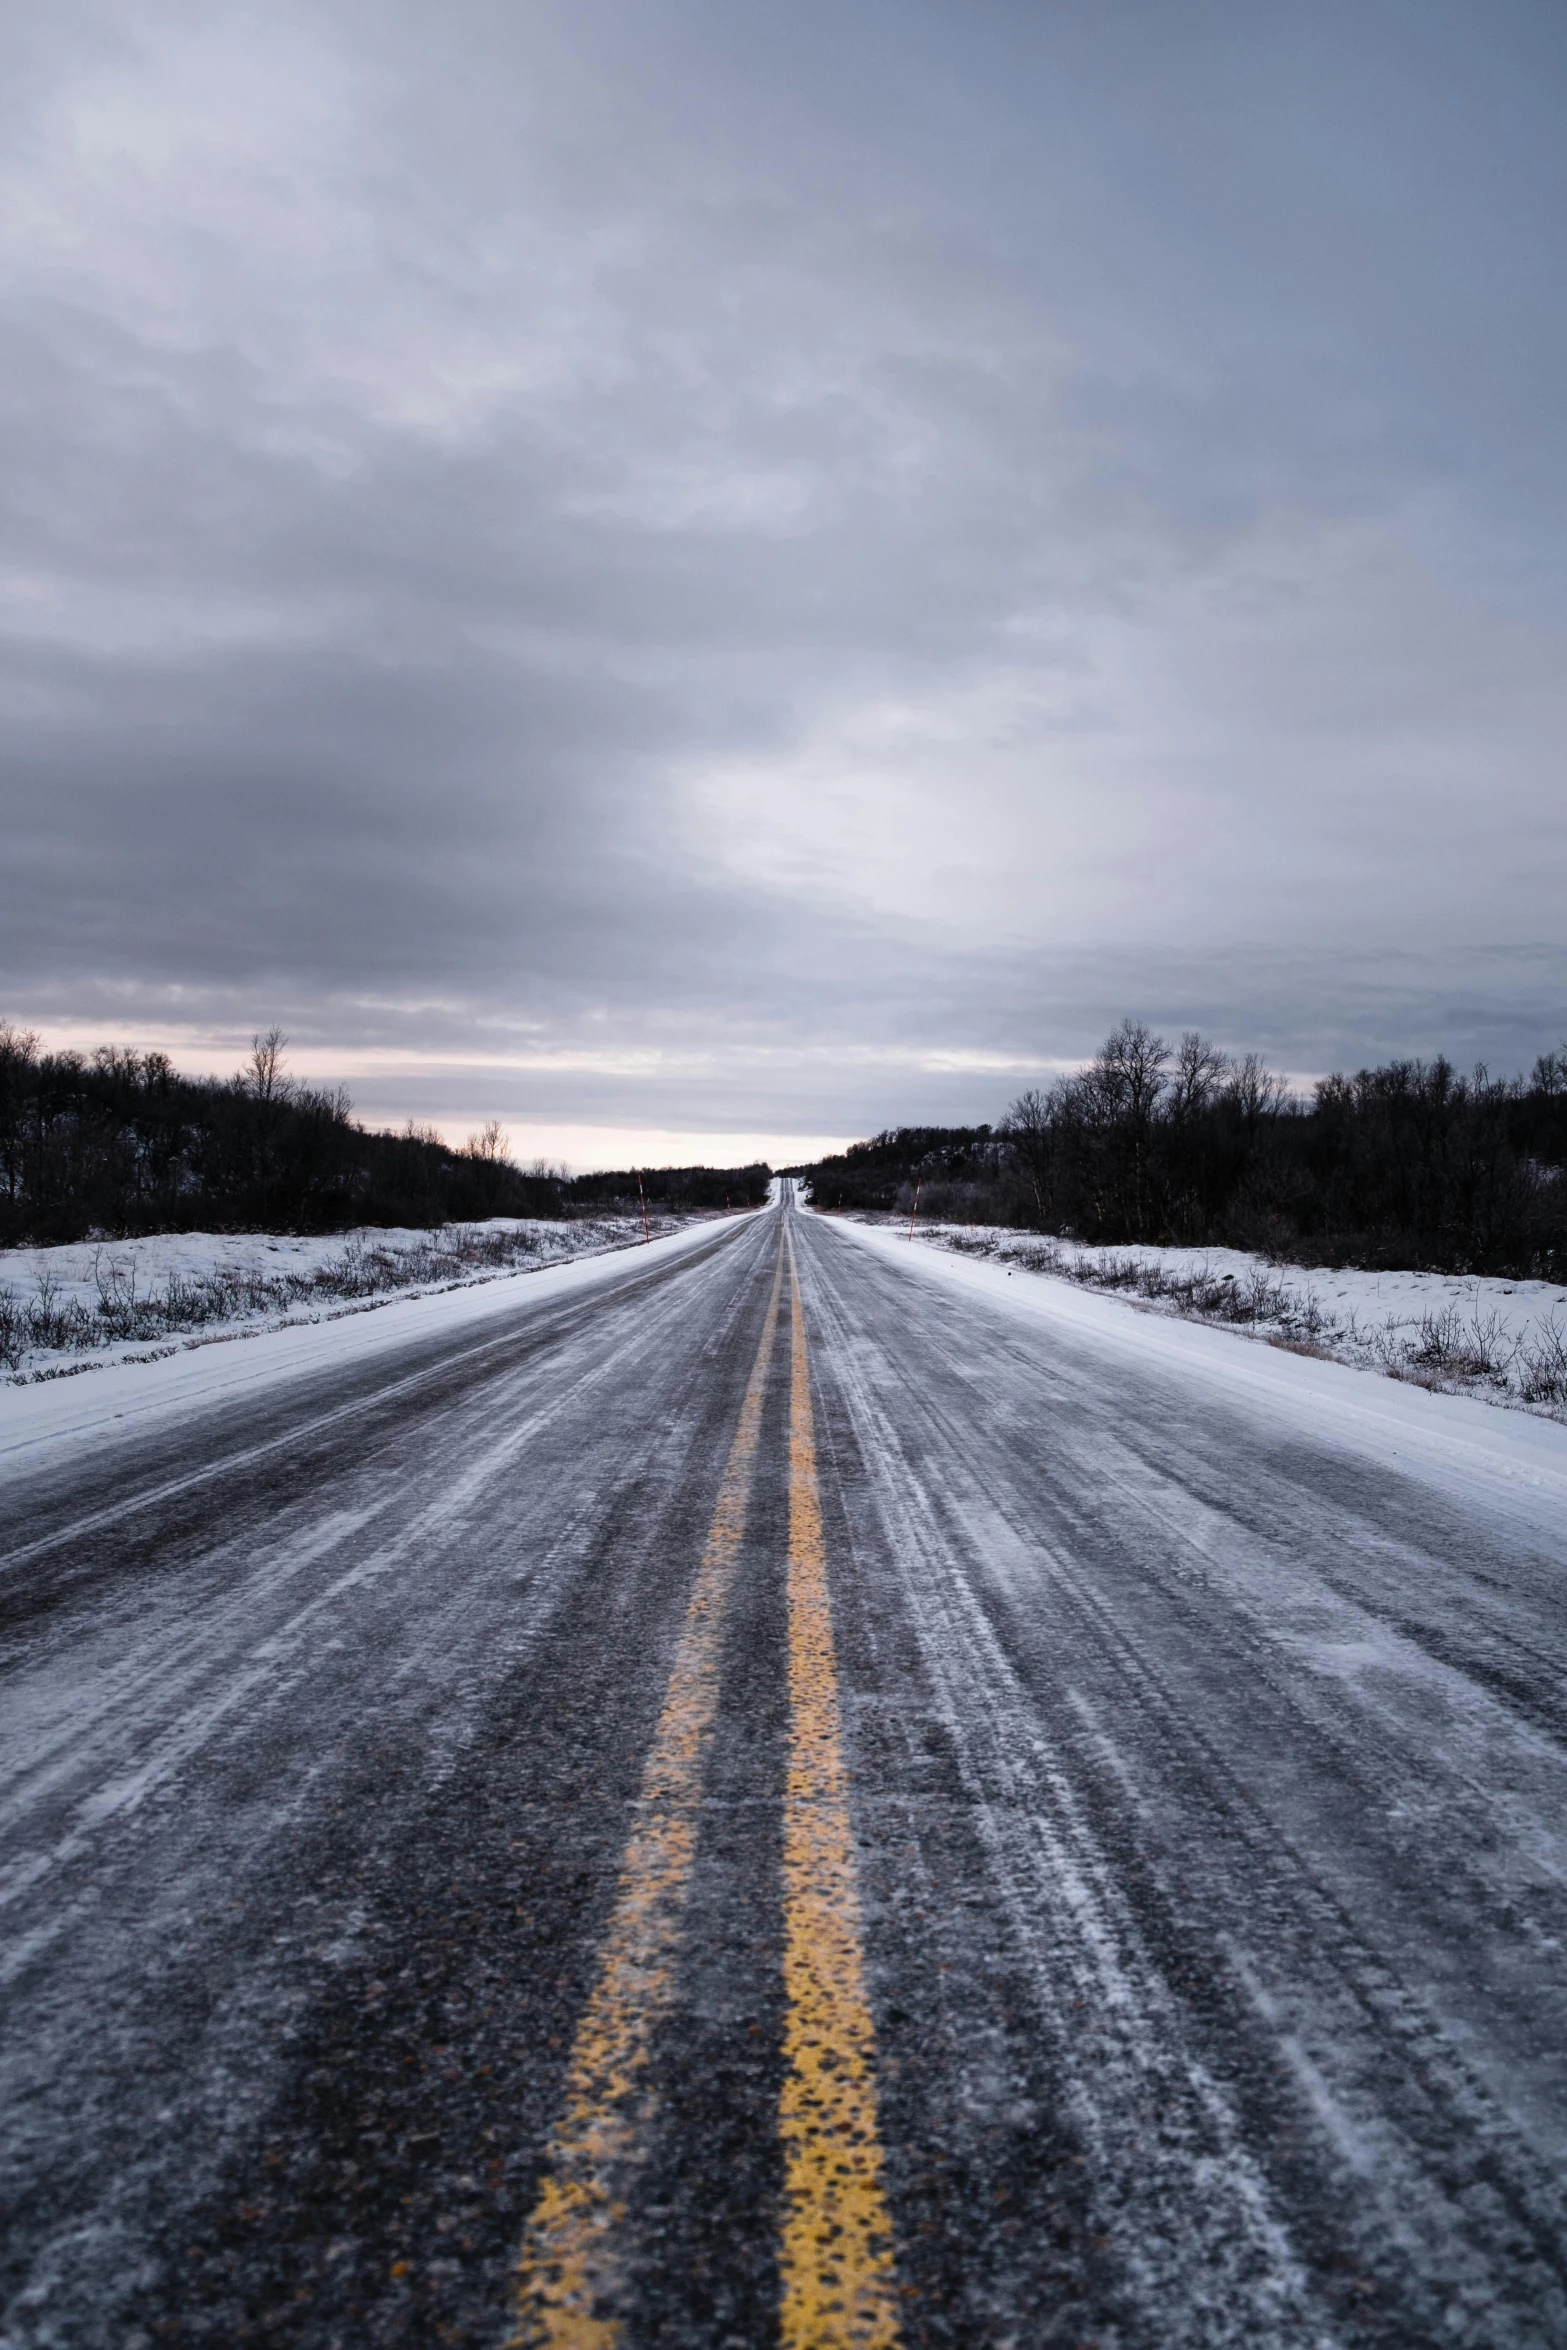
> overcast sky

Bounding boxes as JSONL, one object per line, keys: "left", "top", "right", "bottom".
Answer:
{"left": 4, "top": 0, "right": 1565, "bottom": 1163}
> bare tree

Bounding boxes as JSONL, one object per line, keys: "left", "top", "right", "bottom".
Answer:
{"left": 249, "top": 1027, "right": 288, "bottom": 1105}
{"left": 466, "top": 1118, "right": 512, "bottom": 1164}
{"left": 1002, "top": 1087, "right": 1054, "bottom": 1227}
{"left": 0, "top": 1022, "right": 40, "bottom": 1207}
{"left": 1097, "top": 1018, "right": 1169, "bottom": 1125}
{"left": 1169, "top": 1031, "right": 1229, "bottom": 1122}
{"left": 0, "top": 1021, "right": 40, "bottom": 1067}
{"left": 1225, "top": 1051, "right": 1287, "bottom": 1130}
{"left": 1104, "top": 1021, "right": 1167, "bottom": 1236}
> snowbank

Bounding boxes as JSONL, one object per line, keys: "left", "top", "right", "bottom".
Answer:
{"left": 829, "top": 1214, "right": 1567, "bottom": 1525}
{"left": 841, "top": 1216, "right": 1567, "bottom": 1423}
{"left": 0, "top": 1216, "right": 692, "bottom": 1383}
{"left": 0, "top": 1213, "right": 750, "bottom": 1473}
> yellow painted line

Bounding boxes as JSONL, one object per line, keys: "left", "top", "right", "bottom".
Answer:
{"left": 510, "top": 1234, "right": 786, "bottom": 2350}
{"left": 778, "top": 1225, "right": 903, "bottom": 2350}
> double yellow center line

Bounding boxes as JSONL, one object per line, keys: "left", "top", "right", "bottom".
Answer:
{"left": 510, "top": 1221, "right": 901, "bottom": 2348}
{"left": 777, "top": 1223, "right": 901, "bottom": 2348}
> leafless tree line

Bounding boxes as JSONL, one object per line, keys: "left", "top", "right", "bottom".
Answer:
{"left": 0, "top": 1024, "right": 558, "bottom": 1244}
{"left": 808, "top": 1018, "right": 1567, "bottom": 1278}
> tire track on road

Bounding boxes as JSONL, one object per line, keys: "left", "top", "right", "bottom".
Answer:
{"left": 799, "top": 1213, "right": 1567, "bottom": 2345}
{"left": 510, "top": 1237, "right": 786, "bottom": 2347}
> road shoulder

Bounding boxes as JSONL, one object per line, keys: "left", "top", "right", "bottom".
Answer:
{"left": 0, "top": 1214, "right": 755, "bottom": 1481}
{"left": 821, "top": 1210, "right": 1567, "bottom": 1532}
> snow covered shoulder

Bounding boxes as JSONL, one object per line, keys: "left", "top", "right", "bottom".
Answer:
{"left": 0, "top": 1214, "right": 697, "bottom": 1384}
{"left": 837, "top": 1214, "right": 1567, "bottom": 1424}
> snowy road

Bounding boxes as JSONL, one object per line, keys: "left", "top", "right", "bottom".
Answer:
{"left": 4, "top": 1192, "right": 1567, "bottom": 2347}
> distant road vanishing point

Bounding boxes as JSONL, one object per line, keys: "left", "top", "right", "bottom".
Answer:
{"left": 4, "top": 1185, "right": 1567, "bottom": 2346}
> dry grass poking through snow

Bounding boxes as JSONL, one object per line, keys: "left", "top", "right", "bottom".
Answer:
{"left": 877, "top": 1220, "right": 1567, "bottom": 1422}
{"left": 0, "top": 1218, "right": 678, "bottom": 1381}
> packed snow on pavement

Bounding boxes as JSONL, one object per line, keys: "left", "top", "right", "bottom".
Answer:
{"left": 844, "top": 1215, "right": 1567, "bottom": 1421}
{"left": 0, "top": 1215, "right": 695, "bottom": 1382}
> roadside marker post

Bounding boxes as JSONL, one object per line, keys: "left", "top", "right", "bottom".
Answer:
{"left": 637, "top": 1171, "right": 650, "bottom": 1244}
{"left": 907, "top": 1180, "right": 921, "bottom": 1240}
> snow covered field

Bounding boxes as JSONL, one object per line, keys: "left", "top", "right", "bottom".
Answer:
{"left": 854, "top": 1216, "right": 1567, "bottom": 1421}
{"left": 0, "top": 1215, "right": 690, "bottom": 1382}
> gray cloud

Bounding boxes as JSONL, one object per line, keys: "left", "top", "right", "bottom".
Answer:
{"left": 3, "top": 0, "right": 1564, "bottom": 1149}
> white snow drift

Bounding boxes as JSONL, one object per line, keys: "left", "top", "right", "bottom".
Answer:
{"left": 853, "top": 1215, "right": 1567, "bottom": 1423}
{"left": 0, "top": 1216, "right": 687, "bottom": 1383}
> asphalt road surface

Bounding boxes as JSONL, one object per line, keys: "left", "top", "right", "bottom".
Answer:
{"left": 4, "top": 1193, "right": 1567, "bottom": 2348}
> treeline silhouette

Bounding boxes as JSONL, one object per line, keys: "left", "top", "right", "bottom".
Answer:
{"left": 0, "top": 1024, "right": 770, "bottom": 1246}
{"left": 562, "top": 1165, "right": 773, "bottom": 1214}
{"left": 806, "top": 1020, "right": 1567, "bottom": 1280}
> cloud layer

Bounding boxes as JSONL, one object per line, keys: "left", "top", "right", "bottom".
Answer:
{"left": 4, "top": 0, "right": 1565, "bottom": 1151}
